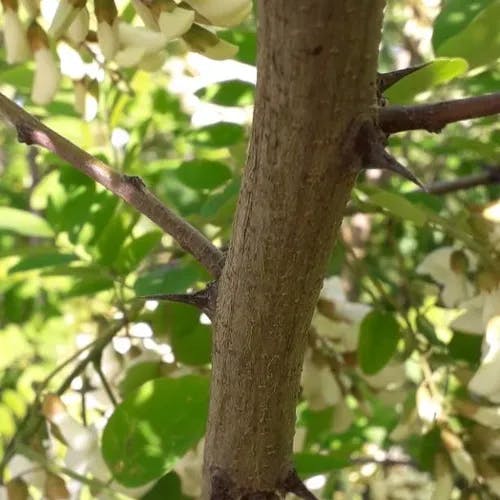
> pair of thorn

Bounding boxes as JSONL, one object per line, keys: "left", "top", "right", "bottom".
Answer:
{"left": 363, "top": 64, "right": 428, "bottom": 190}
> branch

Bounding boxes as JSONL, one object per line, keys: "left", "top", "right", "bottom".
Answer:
{"left": 0, "top": 92, "right": 224, "bottom": 278}
{"left": 380, "top": 93, "right": 500, "bottom": 134}
{"left": 423, "top": 165, "right": 500, "bottom": 194}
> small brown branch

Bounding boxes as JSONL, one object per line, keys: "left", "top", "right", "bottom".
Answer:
{"left": 0, "top": 92, "right": 224, "bottom": 278}
{"left": 422, "top": 166, "right": 500, "bottom": 195}
{"left": 380, "top": 93, "right": 500, "bottom": 134}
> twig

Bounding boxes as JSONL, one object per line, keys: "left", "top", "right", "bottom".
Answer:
{"left": 0, "top": 92, "right": 224, "bottom": 278}
{"left": 421, "top": 166, "right": 500, "bottom": 194}
{"left": 380, "top": 92, "right": 500, "bottom": 134}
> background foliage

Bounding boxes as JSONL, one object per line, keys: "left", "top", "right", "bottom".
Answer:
{"left": 0, "top": 0, "right": 499, "bottom": 498}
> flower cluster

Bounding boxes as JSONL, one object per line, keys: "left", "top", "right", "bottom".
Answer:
{"left": 0, "top": 0, "right": 251, "bottom": 106}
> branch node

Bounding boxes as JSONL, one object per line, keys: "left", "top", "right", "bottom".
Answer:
{"left": 17, "top": 123, "right": 35, "bottom": 145}
{"left": 123, "top": 174, "right": 146, "bottom": 190}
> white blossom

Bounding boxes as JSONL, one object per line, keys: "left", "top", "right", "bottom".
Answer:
{"left": 48, "top": 0, "right": 83, "bottom": 39}
{"left": 118, "top": 22, "right": 168, "bottom": 52}
{"left": 67, "top": 7, "right": 89, "bottom": 44}
{"left": 183, "top": 0, "right": 251, "bottom": 27}
{"left": 31, "top": 47, "right": 61, "bottom": 105}
{"left": 131, "top": 0, "right": 159, "bottom": 30}
{"left": 158, "top": 7, "right": 194, "bottom": 39}
{"left": 301, "top": 349, "right": 341, "bottom": 410}
{"left": 97, "top": 18, "right": 119, "bottom": 59}
{"left": 174, "top": 439, "right": 204, "bottom": 498}
{"left": 312, "top": 276, "right": 371, "bottom": 352}
{"left": 3, "top": 8, "right": 30, "bottom": 64}
{"left": 417, "top": 247, "right": 474, "bottom": 307}
{"left": 469, "top": 315, "right": 500, "bottom": 402}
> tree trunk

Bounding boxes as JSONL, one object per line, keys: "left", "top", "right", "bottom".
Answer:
{"left": 203, "top": 1, "right": 386, "bottom": 497}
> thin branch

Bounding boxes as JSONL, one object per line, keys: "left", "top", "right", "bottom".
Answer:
{"left": 422, "top": 166, "right": 500, "bottom": 194}
{"left": 380, "top": 92, "right": 500, "bottom": 134}
{"left": 0, "top": 92, "right": 224, "bottom": 278}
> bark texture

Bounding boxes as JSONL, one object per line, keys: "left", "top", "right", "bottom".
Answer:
{"left": 203, "top": 2, "right": 386, "bottom": 498}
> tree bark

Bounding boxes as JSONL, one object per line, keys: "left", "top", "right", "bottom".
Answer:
{"left": 203, "top": 2, "right": 386, "bottom": 498}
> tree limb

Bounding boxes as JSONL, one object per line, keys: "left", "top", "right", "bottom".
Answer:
{"left": 380, "top": 92, "right": 500, "bottom": 134}
{"left": 0, "top": 92, "right": 224, "bottom": 278}
{"left": 423, "top": 165, "right": 500, "bottom": 194}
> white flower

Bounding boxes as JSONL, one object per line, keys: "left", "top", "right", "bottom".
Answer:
{"left": 469, "top": 315, "right": 500, "bottom": 402}
{"left": 183, "top": 25, "right": 238, "bottom": 60}
{"left": 301, "top": 349, "right": 341, "bottom": 410}
{"left": 158, "top": 7, "right": 194, "bottom": 39}
{"left": 362, "top": 362, "right": 406, "bottom": 390}
{"left": 48, "top": 0, "right": 83, "bottom": 39}
{"left": 31, "top": 47, "right": 61, "bottom": 104}
{"left": 3, "top": 8, "right": 30, "bottom": 64}
{"left": 118, "top": 22, "right": 168, "bottom": 52}
{"left": 7, "top": 454, "right": 46, "bottom": 489}
{"left": 74, "top": 79, "right": 98, "bottom": 121}
{"left": 115, "top": 46, "right": 148, "bottom": 67}
{"left": 320, "top": 276, "right": 372, "bottom": 322}
{"left": 131, "top": 0, "right": 159, "bottom": 30}
{"left": 313, "top": 276, "right": 371, "bottom": 352}
{"left": 331, "top": 398, "right": 353, "bottom": 433}
{"left": 455, "top": 400, "right": 500, "bottom": 429}
{"left": 183, "top": 0, "right": 251, "bottom": 27}
{"left": 417, "top": 247, "right": 474, "bottom": 307}
{"left": 67, "top": 7, "right": 89, "bottom": 44}
{"left": 174, "top": 439, "right": 204, "bottom": 498}
{"left": 432, "top": 454, "right": 454, "bottom": 500}
{"left": 449, "top": 448, "right": 476, "bottom": 483}
{"left": 450, "top": 295, "right": 484, "bottom": 334}
{"left": 416, "top": 383, "right": 443, "bottom": 424}
{"left": 98, "top": 18, "right": 120, "bottom": 59}
{"left": 138, "top": 51, "right": 167, "bottom": 72}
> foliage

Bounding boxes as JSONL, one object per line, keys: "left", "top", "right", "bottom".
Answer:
{"left": 0, "top": 0, "right": 499, "bottom": 498}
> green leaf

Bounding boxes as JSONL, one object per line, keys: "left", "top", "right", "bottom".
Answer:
{"left": 95, "top": 211, "right": 138, "bottom": 266}
{"left": 435, "top": 1, "right": 500, "bottom": 68}
{"left": 432, "top": 0, "right": 495, "bottom": 50}
{"left": 448, "top": 331, "right": 482, "bottom": 364}
{"left": 66, "top": 277, "right": 115, "bottom": 297}
{"left": 416, "top": 427, "right": 442, "bottom": 471}
{"left": 294, "top": 453, "right": 350, "bottom": 477}
{"left": 365, "top": 189, "right": 430, "bottom": 227}
{"left": 134, "top": 262, "right": 203, "bottom": 296}
{"left": 102, "top": 375, "right": 209, "bottom": 487}
{"left": 196, "top": 80, "right": 255, "bottom": 106}
{"left": 141, "top": 472, "right": 186, "bottom": 500}
{"left": 118, "top": 361, "right": 164, "bottom": 399}
{"left": 358, "top": 311, "right": 400, "bottom": 375}
{"left": 191, "top": 122, "right": 245, "bottom": 148}
{"left": 384, "top": 58, "right": 468, "bottom": 104}
{"left": 176, "top": 160, "right": 232, "bottom": 190}
{"left": 218, "top": 29, "right": 256, "bottom": 65}
{"left": 116, "top": 231, "right": 163, "bottom": 274}
{"left": 0, "top": 207, "right": 54, "bottom": 238}
{"left": 8, "top": 252, "right": 78, "bottom": 273}
{"left": 169, "top": 304, "right": 212, "bottom": 366}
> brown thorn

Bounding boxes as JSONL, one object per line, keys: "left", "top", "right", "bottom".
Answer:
{"left": 366, "top": 143, "right": 426, "bottom": 190}
{"left": 377, "top": 63, "right": 430, "bottom": 93}
{"left": 355, "top": 120, "right": 426, "bottom": 190}
{"left": 139, "top": 280, "right": 217, "bottom": 320}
